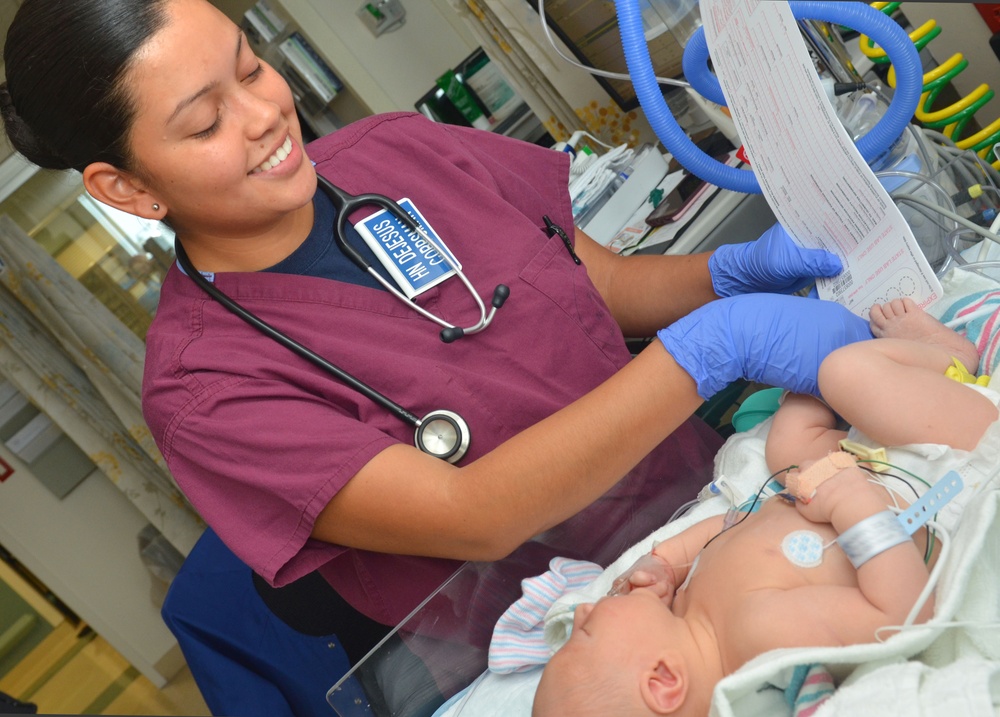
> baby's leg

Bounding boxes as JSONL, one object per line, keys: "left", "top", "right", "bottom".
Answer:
{"left": 869, "top": 297, "right": 979, "bottom": 371}
{"left": 820, "top": 298, "right": 997, "bottom": 451}
{"left": 765, "top": 393, "right": 846, "bottom": 476}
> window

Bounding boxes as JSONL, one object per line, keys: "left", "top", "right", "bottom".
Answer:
{"left": 0, "top": 155, "right": 173, "bottom": 340}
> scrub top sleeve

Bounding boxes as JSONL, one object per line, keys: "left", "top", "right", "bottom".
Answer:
{"left": 163, "top": 377, "right": 398, "bottom": 587}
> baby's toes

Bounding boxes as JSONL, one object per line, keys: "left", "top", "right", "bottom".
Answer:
{"left": 898, "top": 297, "right": 919, "bottom": 314}
{"left": 868, "top": 303, "right": 888, "bottom": 333}
{"left": 884, "top": 298, "right": 909, "bottom": 317}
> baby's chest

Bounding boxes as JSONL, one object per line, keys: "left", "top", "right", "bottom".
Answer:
{"left": 702, "top": 504, "right": 851, "bottom": 584}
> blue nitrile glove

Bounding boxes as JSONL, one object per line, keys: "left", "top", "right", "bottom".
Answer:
{"left": 708, "top": 223, "right": 843, "bottom": 297}
{"left": 658, "top": 293, "right": 873, "bottom": 399}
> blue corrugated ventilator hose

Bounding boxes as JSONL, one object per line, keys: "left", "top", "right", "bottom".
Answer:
{"left": 614, "top": 0, "right": 923, "bottom": 193}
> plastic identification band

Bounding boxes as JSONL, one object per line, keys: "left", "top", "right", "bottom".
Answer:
{"left": 837, "top": 471, "right": 964, "bottom": 568}
{"left": 837, "top": 510, "right": 909, "bottom": 569}
{"left": 896, "top": 470, "right": 964, "bottom": 536}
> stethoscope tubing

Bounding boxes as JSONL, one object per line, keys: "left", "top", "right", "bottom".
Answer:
{"left": 320, "top": 175, "right": 508, "bottom": 341}
{"left": 174, "top": 240, "right": 423, "bottom": 428}
{"left": 168, "top": 176, "right": 508, "bottom": 463}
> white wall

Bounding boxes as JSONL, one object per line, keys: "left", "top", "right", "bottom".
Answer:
{"left": 0, "top": 449, "right": 184, "bottom": 687}
{"left": 277, "top": 0, "right": 479, "bottom": 114}
{"left": 239, "top": 2, "right": 1000, "bottom": 145}
{"left": 212, "top": 0, "right": 254, "bottom": 22}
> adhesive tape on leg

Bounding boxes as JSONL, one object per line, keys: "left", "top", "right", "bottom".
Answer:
{"left": 786, "top": 451, "right": 856, "bottom": 503}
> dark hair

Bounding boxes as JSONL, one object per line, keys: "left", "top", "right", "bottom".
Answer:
{"left": 0, "top": 0, "right": 169, "bottom": 173}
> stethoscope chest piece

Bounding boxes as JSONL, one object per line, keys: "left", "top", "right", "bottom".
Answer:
{"left": 415, "top": 410, "right": 470, "bottom": 464}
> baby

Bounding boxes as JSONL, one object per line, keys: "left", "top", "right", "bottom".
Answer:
{"left": 532, "top": 298, "right": 999, "bottom": 717}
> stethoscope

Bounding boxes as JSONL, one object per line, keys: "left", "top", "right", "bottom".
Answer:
{"left": 171, "top": 178, "right": 513, "bottom": 464}
{"left": 319, "top": 174, "right": 510, "bottom": 343}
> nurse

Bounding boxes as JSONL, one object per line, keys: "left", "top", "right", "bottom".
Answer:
{"left": 2, "top": 0, "right": 869, "bottom": 651}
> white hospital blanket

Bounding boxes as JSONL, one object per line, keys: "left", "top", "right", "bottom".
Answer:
{"left": 436, "top": 418, "right": 1000, "bottom": 717}
{"left": 435, "top": 268, "right": 1000, "bottom": 717}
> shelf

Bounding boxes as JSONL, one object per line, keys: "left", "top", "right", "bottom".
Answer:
{"left": 242, "top": 0, "right": 370, "bottom": 139}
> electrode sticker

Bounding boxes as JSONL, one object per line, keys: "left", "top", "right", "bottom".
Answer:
{"left": 354, "top": 198, "right": 459, "bottom": 298}
{"left": 782, "top": 530, "right": 825, "bottom": 568}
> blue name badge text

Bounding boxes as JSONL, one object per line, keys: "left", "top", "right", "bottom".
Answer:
{"left": 353, "top": 198, "right": 458, "bottom": 298}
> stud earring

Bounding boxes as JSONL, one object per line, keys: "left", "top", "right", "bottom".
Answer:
{"left": 152, "top": 203, "right": 160, "bottom": 211}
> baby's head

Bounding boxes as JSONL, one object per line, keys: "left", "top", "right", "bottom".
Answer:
{"left": 532, "top": 589, "right": 711, "bottom": 717}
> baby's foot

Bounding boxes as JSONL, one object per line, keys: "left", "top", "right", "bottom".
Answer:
{"left": 869, "top": 298, "right": 979, "bottom": 370}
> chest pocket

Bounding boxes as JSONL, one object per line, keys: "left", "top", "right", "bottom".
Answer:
{"left": 518, "top": 237, "right": 629, "bottom": 367}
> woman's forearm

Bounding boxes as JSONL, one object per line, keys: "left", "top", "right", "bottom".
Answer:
{"left": 315, "top": 341, "right": 704, "bottom": 559}
{"left": 573, "top": 228, "right": 719, "bottom": 336}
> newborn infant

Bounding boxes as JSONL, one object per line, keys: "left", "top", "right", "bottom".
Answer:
{"left": 534, "top": 298, "right": 998, "bottom": 717}
{"left": 531, "top": 456, "right": 937, "bottom": 717}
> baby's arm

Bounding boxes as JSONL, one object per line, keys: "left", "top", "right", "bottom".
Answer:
{"left": 795, "top": 465, "right": 933, "bottom": 630}
{"left": 765, "top": 393, "right": 847, "bottom": 475}
{"left": 609, "top": 514, "right": 725, "bottom": 597}
{"left": 652, "top": 514, "right": 726, "bottom": 582}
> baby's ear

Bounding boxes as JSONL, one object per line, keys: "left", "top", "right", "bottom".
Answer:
{"left": 641, "top": 657, "right": 686, "bottom": 714}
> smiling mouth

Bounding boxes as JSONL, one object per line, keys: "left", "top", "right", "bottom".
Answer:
{"left": 251, "top": 135, "right": 293, "bottom": 174}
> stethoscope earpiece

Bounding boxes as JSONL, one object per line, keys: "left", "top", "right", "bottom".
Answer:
{"left": 439, "top": 286, "right": 508, "bottom": 343}
{"left": 491, "top": 284, "right": 511, "bottom": 308}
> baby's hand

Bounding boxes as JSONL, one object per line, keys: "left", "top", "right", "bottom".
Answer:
{"left": 608, "top": 552, "right": 676, "bottom": 602}
{"left": 794, "top": 464, "right": 870, "bottom": 525}
{"left": 785, "top": 451, "right": 856, "bottom": 504}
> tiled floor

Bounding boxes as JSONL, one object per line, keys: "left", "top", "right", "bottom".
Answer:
{"left": 0, "top": 624, "right": 210, "bottom": 716}
{"left": 0, "top": 551, "right": 211, "bottom": 715}
{"left": 101, "top": 664, "right": 210, "bottom": 716}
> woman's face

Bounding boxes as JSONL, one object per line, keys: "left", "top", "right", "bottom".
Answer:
{"left": 123, "top": 0, "right": 316, "bottom": 242}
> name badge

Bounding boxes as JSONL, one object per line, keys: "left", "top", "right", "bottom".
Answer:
{"left": 353, "top": 198, "right": 459, "bottom": 298}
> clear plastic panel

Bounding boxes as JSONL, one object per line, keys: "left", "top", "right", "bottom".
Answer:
{"left": 327, "top": 562, "right": 494, "bottom": 717}
{"left": 326, "top": 447, "right": 718, "bottom": 716}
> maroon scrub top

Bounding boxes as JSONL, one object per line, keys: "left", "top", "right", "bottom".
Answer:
{"left": 142, "top": 112, "right": 721, "bottom": 627}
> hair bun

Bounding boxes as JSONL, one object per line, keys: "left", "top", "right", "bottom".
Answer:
{"left": 0, "top": 82, "right": 74, "bottom": 170}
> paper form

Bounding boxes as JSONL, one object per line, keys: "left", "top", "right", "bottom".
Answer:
{"left": 699, "top": 0, "right": 941, "bottom": 318}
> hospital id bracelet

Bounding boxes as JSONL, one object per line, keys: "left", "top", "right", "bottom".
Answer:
{"left": 896, "top": 470, "right": 964, "bottom": 536}
{"left": 836, "top": 510, "right": 910, "bottom": 569}
{"left": 837, "top": 471, "right": 964, "bottom": 569}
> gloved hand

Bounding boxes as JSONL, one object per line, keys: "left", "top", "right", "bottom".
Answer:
{"left": 658, "top": 293, "right": 873, "bottom": 399}
{"left": 709, "top": 223, "right": 843, "bottom": 297}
